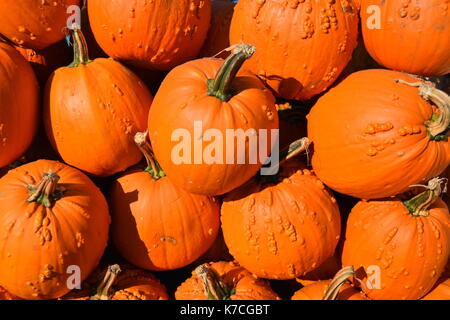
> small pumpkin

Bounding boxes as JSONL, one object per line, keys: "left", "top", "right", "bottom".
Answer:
{"left": 308, "top": 69, "right": 450, "bottom": 200}
{"left": 221, "top": 139, "right": 341, "bottom": 280}
{"left": 60, "top": 264, "right": 168, "bottom": 300}
{"left": 44, "top": 28, "right": 153, "bottom": 177}
{"left": 0, "top": 160, "right": 110, "bottom": 300}
{"left": 88, "top": 0, "right": 212, "bottom": 71}
{"left": 0, "top": 42, "right": 39, "bottom": 168}
{"left": 175, "top": 261, "right": 280, "bottom": 300}
{"left": 0, "top": 0, "right": 80, "bottom": 49}
{"left": 229, "top": 0, "right": 359, "bottom": 100}
{"left": 421, "top": 278, "right": 450, "bottom": 300}
{"left": 108, "top": 132, "right": 220, "bottom": 271}
{"left": 361, "top": 0, "right": 450, "bottom": 76}
{"left": 148, "top": 44, "right": 278, "bottom": 196}
{"left": 342, "top": 178, "right": 450, "bottom": 300}
{"left": 292, "top": 266, "right": 368, "bottom": 300}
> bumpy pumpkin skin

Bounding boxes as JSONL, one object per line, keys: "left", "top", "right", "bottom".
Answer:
{"left": 0, "top": 160, "right": 110, "bottom": 300}
{"left": 291, "top": 280, "right": 368, "bottom": 300}
{"left": 44, "top": 58, "right": 153, "bottom": 177}
{"left": 148, "top": 58, "right": 278, "bottom": 196}
{"left": 0, "top": 43, "right": 39, "bottom": 168}
{"left": 109, "top": 170, "right": 220, "bottom": 271}
{"left": 308, "top": 69, "right": 450, "bottom": 200}
{"left": 0, "top": 286, "right": 21, "bottom": 300}
{"left": 342, "top": 198, "right": 450, "bottom": 300}
{"left": 361, "top": 0, "right": 450, "bottom": 76}
{"left": 229, "top": 0, "right": 359, "bottom": 100}
{"left": 0, "top": 0, "right": 80, "bottom": 50}
{"left": 221, "top": 168, "right": 341, "bottom": 280}
{"left": 175, "top": 261, "right": 280, "bottom": 300}
{"left": 422, "top": 278, "right": 450, "bottom": 300}
{"left": 88, "top": 0, "right": 211, "bottom": 71}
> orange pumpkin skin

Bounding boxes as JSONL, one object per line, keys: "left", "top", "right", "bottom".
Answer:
{"left": 308, "top": 69, "right": 450, "bottom": 200}
{"left": 361, "top": 0, "right": 450, "bottom": 76}
{"left": 422, "top": 278, "right": 450, "bottom": 300}
{"left": 0, "top": 286, "right": 21, "bottom": 300}
{"left": 109, "top": 170, "right": 220, "bottom": 271}
{"left": 0, "top": 42, "right": 39, "bottom": 168}
{"left": 291, "top": 280, "right": 368, "bottom": 300}
{"left": 87, "top": 0, "right": 211, "bottom": 71}
{"left": 221, "top": 168, "right": 341, "bottom": 280}
{"left": 342, "top": 198, "right": 450, "bottom": 300}
{"left": 175, "top": 261, "right": 280, "bottom": 300}
{"left": 200, "top": 0, "right": 235, "bottom": 58}
{"left": 148, "top": 58, "right": 278, "bottom": 196}
{"left": 0, "top": 160, "right": 110, "bottom": 300}
{"left": 229, "top": 0, "right": 359, "bottom": 101}
{"left": 0, "top": 0, "right": 79, "bottom": 50}
{"left": 44, "top": 57, "right": 153, "bottom": 177}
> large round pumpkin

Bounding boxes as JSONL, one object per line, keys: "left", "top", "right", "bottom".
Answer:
{"left": 342, "top": 178, "right": 450, "bottom": 300}
{"left": 175, "top": 261, "right": 280, "bottom": 300}
{"left": 0, "top": 0, "right": 80, "bottom": 50}
{"left": 44, "top": 28, "right": 153, "bottom": 177}
{"left": 109, "top": 132, "right": 220, "bottom": 271}
{"left": 229, "top": 0, "right": 359, "bottom": 100}
{"left": 308, "top": 69, "right": 450, "bottom": 200}
{"left": 0, "top": 160, "right": 110, "bottom": 300}
{"left": 360, "top": 0, "right": 450, "bottom": 76}
{"left": 221, "top": 144, "right": 341, "bottom": 280}
{"left": 148, "top": 44, "right": 278, "bottom": 196}
{"left": 0, "top": 42, "right": 39, "bottom": 168}
{"left": 87, "top": 0, "right": 211, "bottom": 71}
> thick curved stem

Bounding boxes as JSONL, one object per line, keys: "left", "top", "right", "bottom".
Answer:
{"left": 195, "top": 264, "right": 230, "bottom": 300}
{"left": 26, "top": 171, "right": 62, "bottom": 208}
{"left": 207, "top": 44, "right": 256, "bottom": 102}
{"left": 69, "top": 27, "right": 91, "bottom": 68}
{"left": 404, "top": 177, "right": 447, "bottom": 217}
{"left": 90, "top": 264, "right": 122, "bottom": 300}
{"left": 395, "top": 79, "right": 449, "bottom": 140}
{"left": 322, "top": 266, "right": 356, "bottom": 300}
{"left": 134, "top": 131, "right": 166, "bottom": 180}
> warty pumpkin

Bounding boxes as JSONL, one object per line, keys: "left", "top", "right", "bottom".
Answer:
{"left": 0, "top": 42, "right": 39, "bottom": 168}
{"left": 44, "top": 28, "right": 153, "bottom": 177}
{"left": 0, "top": 286, "right": 20, "bottom": 300}
{"left": 175, "top": 261, "right": 280, "bottom": 300}
{"left": 108, "top": 132, "right": 220, "bottom": 271}
{"left": 148, "top": 44, "right": 278, "bottom": 196}
{"left": 87, "top": 0, "right": 211, "bottom": 71}
{"left": 221, "top": 139, "right": 341, "bottom": 280}
{"left": 229, "top": 0, "right": 359, "bottom": 100}
{"left": 308, "top": 69, "right": 450, "bottom": 200}
{"left": 0, "top": 160, "right": 110, "bottom": 300}
{"left": 421, "top": 277, "right": 450, "bottom": 300}
{"left": 60, "top": 264, "right": 168, "bottom": 300}
{"left": 360, "top": 0, "right": 450, "bottom": 76}
{"left": 0, "top": 0, "right": 80, "bottom": 50}
{"left": 342, "top": 178, "right": 450, "bottom": 300}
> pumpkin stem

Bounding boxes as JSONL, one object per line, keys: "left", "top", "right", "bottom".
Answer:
{"left": 403, "top": 177, "right": 447, "bottom": 217}
{"left": 322, "top": 266, "right": 356, "bottom": 300}
{"left": 69, "top": 27, "right": 91, "bottom": 68}
{"left": 26, "top": 171, "right": 63, "bottom": 208}
{"left": 195, "top": 264, "right": 231, "bottom": 300}
{"left": 395, "top": 79, "right": 449, "bottom": 141}
{"left": 90, "top": 264, "right": 122, "bottom": 300}
{"left": 207, "top": 44, "right": 256, "bottom": 102}
{"left": 134, "top": 131, "right": 166, "bottom": 180}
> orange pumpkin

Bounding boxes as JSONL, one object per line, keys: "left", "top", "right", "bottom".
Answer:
{"left": 88, "top": 0, "right": 212, "bottom": 71}
{"left": 200, "top": 0, "right": 235, "bottom": 58}
{"left": 229, "top": 0, "right": 359, "bottom": 100}
{"left": 60, "top": 264, "right": 168, "bottom": 300}
{"left": 0, "top": 42, "right": 39, "bottom": 168}
{"left": 422, "top": 278, "right": 450, "bottom": 300}
{"left": 342, "top": 178, "right": 450, "bottom": 300}
{"left": 0, "top": 160, "right": 110, "bottom": 300}
{"left": 221, "top": 139, "right": 341, "bottom": 280}
{"left": 175, "top": 261, "right": 280, "bottom": 300}
{"left": 0, "top": 286, "right": 21, "bottom": 300}
{"left": 44, "top": 28, "right": 152, "bottom": 177}
{"left": 148, "top": 44, "right": 278, "bottom": 196}
{"left": 308, "top": 69, "right": 450, "bottom": 200}
{"left": 299, "top": 254, "right": 342, "bottom": 281}
{"left": 361, "top": 0, "right": 450, "bottom": 76}
{"left": 109, "top": 132, "right": 220, "bottom": 271}
{"left": 0, "top": 0, "right": 80, "bottom": 49}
